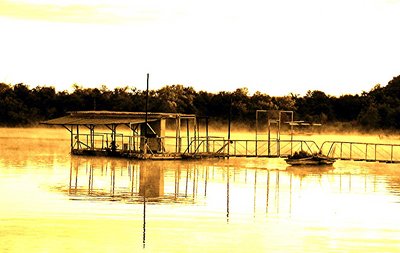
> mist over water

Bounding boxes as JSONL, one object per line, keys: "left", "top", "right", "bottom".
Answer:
{"left": 1, "top": 128, "right": 400, "bottom": 252}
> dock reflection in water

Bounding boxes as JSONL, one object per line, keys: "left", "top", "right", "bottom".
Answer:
{"left": 68, "top": 158, "right": 209, "bottom": 204}
{"left": 63, "top": 157, "right": 400, "bottom": 252}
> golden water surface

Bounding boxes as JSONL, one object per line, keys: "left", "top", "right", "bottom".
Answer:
{"left": 1, "top": 128, "right": 400, "bottom": 252}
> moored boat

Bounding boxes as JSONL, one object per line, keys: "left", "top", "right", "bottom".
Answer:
{"left": 285, "top": 151, "right": 335, "bottom": 166}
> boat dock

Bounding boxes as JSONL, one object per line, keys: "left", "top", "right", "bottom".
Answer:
{"left": 42, "top": 110, "right": 400, "bottom": 163}
{"left": 42, "top": 111, "right": 218, "bottom": 159}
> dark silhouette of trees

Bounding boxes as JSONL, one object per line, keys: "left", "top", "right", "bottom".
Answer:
{"left": 155, "top": 85, "right": 196, "bottom": 113}
{"left": 332, "top": 94, "right": 362, "bottom": 122}
{"left": 359, "top": 76, "right": 400, "bottom": 129}
{"left": 0, "top": 83, "right": 37, "bottom": 125}
{"left": 295, "top": 90, "right": 334, "bottom": 123}
{"left": 1, "top": 74, "right": 400, "bottom": 130}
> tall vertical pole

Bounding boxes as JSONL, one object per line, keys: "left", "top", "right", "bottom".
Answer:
{"left": 145, "top": 73, "right": 149, "bottom": 137}
{"left": 227, "top": 97, "right": 232, "bottom": 158}
{"left": 143, "top": 73, "right": 149, "bottom": 155}
{"left": 268, "top": 119, "right": 271, "bottom": 156}
{"left": 228, "top": 100, "right": 232, "bottom": 141}
{"left": 290, "top": 112, "right": 294, "bottom": 155}
{"left": 175, "top": 116, "right": 178, "bottom": 153}
{"left": 194, "top": 117, "right": 197, "bottom": 153}
{"left": 277, "top": 111, "right": 281, "bottom": 157}
{"left": 255, "top": 111, "right": 258, "bottom": 157}
{"left": 186, "top": 119, "right": 190, "bottom": 152}
{"left": 205, "top": 117, "right": 209, "bottom": 153}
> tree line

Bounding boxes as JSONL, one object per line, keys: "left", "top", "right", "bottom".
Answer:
{"left": 1, "top": 75, "right": 400, "bottom": 130}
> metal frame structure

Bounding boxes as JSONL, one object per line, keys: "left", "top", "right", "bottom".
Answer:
{"left": 42, "top": 111, "right": 209, "bottom": 159}
{"left": 43, "top": 110, "right": 400, "bottom": 162}
{"left": 256, "top": 110, "right": 294, "bottom": 156}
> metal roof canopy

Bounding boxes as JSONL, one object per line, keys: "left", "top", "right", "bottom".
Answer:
{"left": 41, "top": 111, "right": 196, "bottom": 126}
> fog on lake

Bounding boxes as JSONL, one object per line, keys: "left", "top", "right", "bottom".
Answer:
{"left": 1, "top": 127, "right": 400, "bottom": 252}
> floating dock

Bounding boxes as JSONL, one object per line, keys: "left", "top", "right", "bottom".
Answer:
{"left": 42, "top": 110, "right": 400, "bottom": 163}
{"left": 42, "top": 111, "right": 229, "bottom": 160}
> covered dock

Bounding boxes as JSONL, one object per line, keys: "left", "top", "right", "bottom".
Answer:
{"left": 42, "top": 111, "right": 226, "bottom": 159}
{"left": 41, "top": 110, "right": 400, "bottom": 163}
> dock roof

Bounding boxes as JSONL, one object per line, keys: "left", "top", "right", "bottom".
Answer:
{"left": 41, "top": 111, "right": 196, "bottom": 126}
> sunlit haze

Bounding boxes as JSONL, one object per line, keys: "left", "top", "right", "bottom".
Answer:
{"left": 1, "top": 0, "right": 399, "bottom": 96}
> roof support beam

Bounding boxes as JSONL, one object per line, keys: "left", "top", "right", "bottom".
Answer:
{"left": 62, "top": 125, "right": 73, "bottom": 152}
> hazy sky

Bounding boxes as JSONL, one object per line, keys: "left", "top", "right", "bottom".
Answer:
{"left": 0, "top": 0, "right": 399, "bottom": 96}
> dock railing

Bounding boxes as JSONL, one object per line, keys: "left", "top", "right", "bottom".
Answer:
{"left": 73, "top": 131, "right": 400, "bottom": 162}
{"left": 72, "top": 132, "right": 217, "bottom": 155}
{"left": 321, "top": 141, "right": 400, "bottom": 163}
{"left": 226, "top": 139, "right": 319, "bottom": 157}
{"left": 183, "top": 137, "right": 320, "bottom": 158}
{"left": 183, "top": 136, "right": 226, "bottom": 155}
{"left": 73, "top": 131, "right": 322, "bottom": 158}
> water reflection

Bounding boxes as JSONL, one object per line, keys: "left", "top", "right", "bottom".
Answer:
{"left": 4, "top": 129, "right": 400, "bottom": 252}
{"left": 67, "top": 158, "right": 391, "bottom": 213}
{"left": 226, "top": 166, "right": 230, "bottom": 223}
{"left": 59, "top": 157, "right": 400, "bottom": 251}
{"left": 68, "top": 158, "right": 220, "bottom": 207}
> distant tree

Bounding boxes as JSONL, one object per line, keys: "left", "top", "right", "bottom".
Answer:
{"left": 109, "top": 87, "right": 135, "bottom": 111}
{"left": 2, "top": 75, "right": 400, "bottom": 129}
{"left": 193, "top": 90, "right": 214, "bottom": 117}
{"left": 230, "top": 88, "right": 250, "bottom": 121}
{"left": 67, "top": 85, "right": 94, "bottom": 111}
{"left": 208, "top": 91, "right": 232, "bottom": 119}
{"left": 358, "top": 75, "right": 400, "bottom": 129}
{"left": 296, "top": 90, "right": 334, "bottom": 123}
{"left": 273, "top": 95, "right": 297, "bottom": 111}
{"left": 333, "top": 94, "right": 362, "bottom": 122}
{"left": 249, "top": 91, "right": 274, "bottom": 110}
{"left": 155, "top": 85, "right": 197, "bottom": 113}
{"left": 358, "top": 103, "right": 380, "bottom": 129}
{"left": 0, "top": 83, "right": 37, "bottom": 125}
{"left": 31, "top": 86, "right": 58, "bottom": 120}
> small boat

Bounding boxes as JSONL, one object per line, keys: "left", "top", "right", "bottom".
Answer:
{"left": 285, "top": 151, "right": 335, "bottom": 166}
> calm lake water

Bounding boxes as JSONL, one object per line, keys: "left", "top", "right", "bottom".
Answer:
{"left": 1, "top": 127, "right": 400, "bottom": 252}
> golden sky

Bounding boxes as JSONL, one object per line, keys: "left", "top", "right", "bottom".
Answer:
{"left": 0, "top": 0, "right": 400, "bottom": 95}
